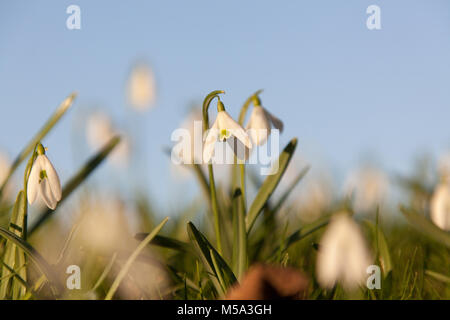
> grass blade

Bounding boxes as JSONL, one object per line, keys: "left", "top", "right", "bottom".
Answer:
{"left": 270, "top": 215, "right": 330, "bottom": 261}
{"left": 271, "top": 166, "right": 310, "bottom": 214}
{"left": 425, "top": 270, "right": 450, "bottom": 284}
{"left": 0, "top": 93, "right": 76, "bottom": 198}
{"left": 187, "top": 222, "right": 237, "bottom": 297}
{"left": 105, "top": 217, "right": 169, "bottom": 300}
{"left": 364, "top": 220, "right": 392, "bottom": 276}
{"left": 0, "top": 227, "right": 62, "bottom": 297}
{"left": 400, "top": 205, "right": 450, "bottom": 248}
{"left": 232, "top": 189, "right": 247, "bottom": 280}
{"left": 134, "top": 234, "right": 193, "bottom": 254}
{"left": 246, "top": 138, "right": 298, "bottom": 232}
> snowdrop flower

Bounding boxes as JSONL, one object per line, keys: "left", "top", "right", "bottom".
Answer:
{"left": 430, "top": 181, "right": 450, "bottom": 231}
{"left": 86, "top": 112, "right": 114, "bottom": 149}
{"left": 27, "top": 144, "right": 62, "bottom": 210}
{"left": 246, "top": 96, "right": 283, "bottom": 146}
{"left": 344, "top": 166, "right": 389, "bottom": 213}
{"left": 127, "top": 62, "right": 156, "bottom": 111}
{"left": 316, "top": 213, "right": 372, "bottom": 290}
{"left": 203, "top": 100, "right": 252, "bottom": 163}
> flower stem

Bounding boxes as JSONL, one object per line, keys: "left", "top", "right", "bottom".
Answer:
{"left": 202, "top": 90, "right": 225, "bottom": 254}
{"left": 234, "top": 90, "right": 263, "bottom": 210}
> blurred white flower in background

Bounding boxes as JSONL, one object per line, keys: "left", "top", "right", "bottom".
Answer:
{"left": 343, "top": 166, "right": 389, "bottom": 213}
{"left": 430, "top": 183, "right": 450, "bottom": 231}
{"left": 170, "top": 108, "right": 203, "bottom": 180}
{"left": 86, "top": 112, "right": 114, "bottom": 149}
{"left": 430, "top": 154, "right": 450, "bottom": 231}
{"left": 0, "top": 152, "right": 10, "bottom": 187}
{"left": 176, "top": 108, "right": 203, "bottom": 165}
{"left": 86, "top": 111, "right": 131, "bottom": 167}
{"left": 316, "top": 212, "right": 372, "bottom": 290}
{"left": 71, "top": 196, "right": 169, "bottom": 299}
{"left": 127, "top": 62, "right": 156, "bottom": 112}
{"left": 74, "top": 197, "right": 132, "bottom": 254}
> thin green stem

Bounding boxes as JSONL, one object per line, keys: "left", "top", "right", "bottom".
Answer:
{"left": 239, "top": 163, "right": 247, "bottom": 211}
{"left": 202, "top": 90, "right": 225, "bottom": 255}
{"left": 234, "top": 90, "right": 263, "bottom": 209}
{"left": 237, "top": 89, "right": 263, "bottom": 126}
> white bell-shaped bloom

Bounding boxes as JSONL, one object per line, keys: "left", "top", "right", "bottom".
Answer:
{"left": 316, "top": 213, "right": 372, "bottom": 290}
{"left": 127, "top": 63, "right": 156, "bottom": 111}
{"left": 430, "top": 182, "right": 450, "bottom": 231}
{"left": 86, "top": 111, "right": 131, "bottom": 167}
{"left": 27, "top": 153, "right": 62, "bottom": 210}
{"left": 246, "top": 104, "right": 283, "bottom": 145}
{"left": 203, "top": 110, "right": 252, "bottom": 163}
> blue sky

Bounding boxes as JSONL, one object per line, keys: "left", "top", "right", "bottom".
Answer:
{"left": 1, "top": 1, "right": 450, "bottom": 205}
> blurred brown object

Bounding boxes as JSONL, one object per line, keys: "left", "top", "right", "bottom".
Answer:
{"left": 225, "top": 264, "right": 308, "bottom": 300}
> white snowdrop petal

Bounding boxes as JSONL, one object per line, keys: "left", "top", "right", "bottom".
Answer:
{"left": 203, "top": 118, "right": 219, "bottom": 163}
{"left": 264, "top": 108, "right": 284, "bottom": 132}
{"left": 27, "top": 158, "right": 42, "bottom": 204}
{"left": 247, "top": 106, "right": 271, "bottom": 145}
{"left": 40, "top": 178, "right": 57, "bottom": 210}
{"left": 218, "top": 111, "right": 252, "bottom": 149}
{"left": 42, "top": 155, "right": 62, "bottom": 201}
{"left": 316, "top": 236, "right": 340, "bottom": 288}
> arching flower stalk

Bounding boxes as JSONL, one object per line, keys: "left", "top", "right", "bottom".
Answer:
{"left": 201, "top": 90, "right": 225, "bottom": 254}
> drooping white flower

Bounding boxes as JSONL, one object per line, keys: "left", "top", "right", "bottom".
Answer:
{"left": 246, "top": 100, "right": 283, "bottom": 146}
{"left": 27, "top": 148, "right": 62, "bottom": 210}
{"left": 316, "top": 213, "right": 372, "bottom": 290}
{"left": 203, "top": 102, "right": 252, "bottom": 163}
{"left": 86, "top": 112, "right": 114, "bottom": 149}
{"left": 430, "top": 182, "right": 450, "bottom": 231}
{"left": 127, "top": 62, "right": 156, "bottom": 111}
{"left": 343, "top": 166, "right": 389, "bottom": 213}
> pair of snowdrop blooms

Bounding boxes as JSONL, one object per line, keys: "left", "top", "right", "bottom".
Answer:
{"left": 203, "top": 97, "right": 283, "bottom": 163}
{"left": 27, "top": 144, "right": 62, "bottom": 210}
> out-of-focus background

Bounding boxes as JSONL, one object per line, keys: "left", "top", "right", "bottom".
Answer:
{"left": 1, "top": 0, "right": 450, "bottom": 208}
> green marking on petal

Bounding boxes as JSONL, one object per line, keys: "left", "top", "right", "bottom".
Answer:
{"left": 39, "top": 170, "right": 48, "bottom": 182}
{"left": 219, "top": 129, "right": 231, "bottom": 141}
